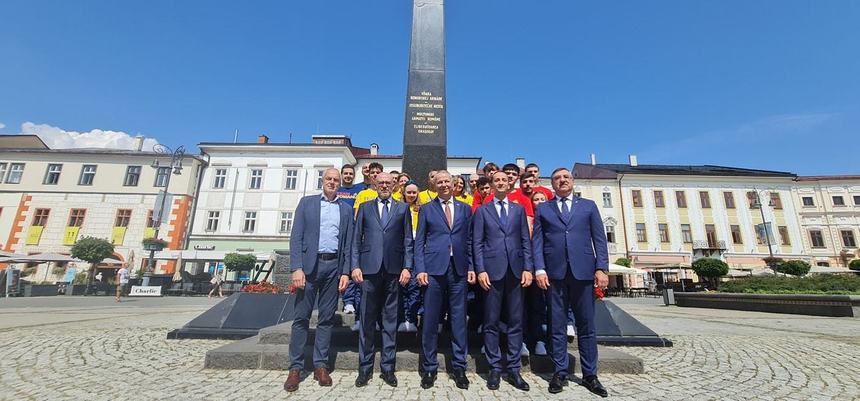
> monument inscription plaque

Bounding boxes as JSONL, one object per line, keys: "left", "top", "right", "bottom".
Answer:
{"left": 402, "top": 0, "right": 447, "bottom": 184}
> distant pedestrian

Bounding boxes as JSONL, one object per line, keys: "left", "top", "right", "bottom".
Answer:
{"left": 208, "top": 271, "right": 223, "bottom": 298}
{"left": 115, "top": 266, "right": 129, "bottom": 302}
{"left": 95, "top": 272, "right": 103, "bottom": 283}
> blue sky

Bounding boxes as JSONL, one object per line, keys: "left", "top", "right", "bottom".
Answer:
{"left": 1, "top": 0, "right": 858, "bottom": 175}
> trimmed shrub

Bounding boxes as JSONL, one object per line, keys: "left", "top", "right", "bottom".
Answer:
{"left": 720, "top": 274, "right": 860, "bottom": 295}
{"left": 692, "top": 258, "right": 729, "bottom": 288}
{"left": 849, "top": 259, "right": 860, "bottom": 272}
{"left": 224, "top": 253, "right": 257, "bottom": 272}
{"left": 776, "top": 260, "right": 811, "bottom": 277}
{"left": 614, "top": 257, "right": 631, "bottom": 267}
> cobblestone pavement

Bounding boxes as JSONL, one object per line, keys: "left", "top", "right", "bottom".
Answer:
{"left": 0, "top": 297, "right": 858, "bottom": 401}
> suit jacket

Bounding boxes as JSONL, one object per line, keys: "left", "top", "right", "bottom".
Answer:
{"left": 289, "top": 194, "right": 354, "bottom": 275}
{"left": 532, "top": 196, "right": 609, "bottom": 280}
{"left": 414, "top": 198, "right": 472, "bottom": 276}
{"left": 351, "top": 197, "right": 414, "bottom": 275}
{"left": 471, "top": 200, "right": 533, "bottom": 281}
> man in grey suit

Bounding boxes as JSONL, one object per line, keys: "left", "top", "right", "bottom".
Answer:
{"left": 350, "top": 172, "right": 414, "bottom": 388}
{"left": 284, "top": 168, "right": 354, "bottom": 393}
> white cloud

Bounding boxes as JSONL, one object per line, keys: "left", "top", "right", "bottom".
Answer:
{"left": 0, "top": 122, "right": 6, "bottom": 129}
{"left": 14, "top": 122, "right": 160, "bottom": 150}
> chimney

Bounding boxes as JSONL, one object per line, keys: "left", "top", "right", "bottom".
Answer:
{"left": 515, "top": 157, "right": 525, "bottom": 169}
{"left": 257, "top": 134, "right": 269, "bottom": 144}
{"left": 590, "top": 153, "right": 597, "bottom": 165}
{"left": 370, "top": 143, "right": 379, "bottom": 156}
{"left": 629, "top": 154, "right": 638, "bottom": 167}
{"left": 133, "top": 135, "right": 145, "bottom": 151}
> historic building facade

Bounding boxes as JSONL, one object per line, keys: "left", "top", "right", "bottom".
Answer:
{"left": 792, "top": 175, "right": 860, "bottom": 267}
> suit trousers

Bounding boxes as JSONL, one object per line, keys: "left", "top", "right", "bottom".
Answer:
{"left": 358, "top": 271, "right": 400, "bottom": 374}
{"left": 483, "top": 269, "right": 524, "bottom": 373}
{"left": 547, "top": 272, "right": 598, "bottom": 377}
{"left": 421, "top": 258, "right": 468, "bottom": 373}
{"left": 289, "top": 258, "right": 340, "bottom": 370}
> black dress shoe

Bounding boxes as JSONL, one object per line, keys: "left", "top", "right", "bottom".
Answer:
{"left": 420, "top": 371, "right": 437, "bottom": 389}
{"left": 379, "top": 371, "right": 398, "bottom": 387}
{"left": 506, "top": 371, "right": 530, "bottom": 391}
{"left": 486, "top": 371, "right": 500, "bottom": 390}
{"left": 452, "top": 368, "right": 470, "bottom": 390}
{"left": 355, "top": 372, "right": 371, "bottom": 387}
{"left": 582, "top": 375, "right": 608, "bottom": 398}
{"left": 548, "top": 373, "right": 567, "bottom": 394}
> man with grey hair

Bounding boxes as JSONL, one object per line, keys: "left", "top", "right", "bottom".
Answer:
{"left": 284, "top": 168, "right": 354, "bottom": 393}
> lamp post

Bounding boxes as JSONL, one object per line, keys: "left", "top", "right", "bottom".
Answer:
{"left": 750, "top": 189, "right": 777, "bottom": 275}
{"left": 142, "top": 144, "right": 185, "bottom": 287}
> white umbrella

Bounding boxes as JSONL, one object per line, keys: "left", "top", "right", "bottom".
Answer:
{"left": 99, "top": 257, "right": 124, "bottom": 265}
{"left": 15, "top": 252, "right": 80, "bottom": 263}
{"left": 608, "top": 263, "right": 648, "bottom": 275}
{"left": 809, "top": 266, "right": 854, "bottom": 274}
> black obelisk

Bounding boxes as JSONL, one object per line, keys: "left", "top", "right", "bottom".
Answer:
{"left": 402, "top": 0, "right": 446, "bottom": 186}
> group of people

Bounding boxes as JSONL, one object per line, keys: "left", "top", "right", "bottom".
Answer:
{"left": 284, "top": 161, "right": 610, "bottom": 397}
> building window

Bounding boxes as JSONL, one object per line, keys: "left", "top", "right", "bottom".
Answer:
{"left": 746, "top": 191, "right": 758, "bottom": 208}
{"left": 6, "top": 163, "right": 25, "bottom": 184}
{"left": 124, "top": 166, "right": 141, "bottom": 186}
{"left": 854, "top": 195, "right": 860, "bottom": 206}
{"left": 43, "top": 164, "right": 62, "bottom": 185}
{"left": 206, "top": 211, "right": 220, "bottom": 232}
{"left": 778, "top": 226, "right": 790, "bottom": 246}
{"left": 631, "top": 190, "right": 643, "bottom": 207}
{"left": 770, "top": 193, "right": 783, "bottom": 210}
{"left": 730, "top": 225, "right": 743, "bottom": 244}
{"left": 842, "top": 230, "right": 857, "bottom": 248}
{"left": 78, "top": 165, "right": 97, "bottom": 186}
{"left": 243, "top": 211, "right": 257, "bottom": 233}
{"left": 154, "top": 167, "right": 170, "bottom": 187}
{"left": 213, "top": 168, "right": 227, "bottom": 189}
{"left": 602, "top": 192, "right": 612, "bottom": 208}
{"left": 705, "top": 224, "right": 717, "bottom": 247}
{"left": 654, "top": 191, "right": 665, "bottom": 208}
{"left": 316, "top": 170, "right": 325, "bottom": 190}
{"left": 114, "top": 209, "right": 132, "bottom": 227}
{"left": 32, "top": 208, "right": 50, "bottom": 226}
{"left": 658, "top": 223, "right": 670, "bottom": 243}
{"left": 0, "top": 163, "right": 6, "bottom": 182}
{"left": 809, "top": 230, "right": 825, "bottom": 248}
{"left": 833, "top": 196, "right": 845, "bottom": 206}
{"left": 146, "top": 210, "right": 155, "bottom": 228}
{"left": 605, "top": 225, "right": 615, "bottom": 243}
{"left": 68, "top": 209, "right": 86, "bottom": 227}
{"left": 249, "top": 169, "right": 263, "bottom": 189}
{"left": 802, "top": 196, "right": 815, "bottom": 207}
{"left": 285, "top": 169, "right": 298, "bottom": 190}
{"left": 681, "top": 224, "right": 693, "bottom": 243}
{"left": 279, "top": 211, "right": 294, "bottom": 233}
{"left": 675, "top": 191, "right": 687, "bottom": 208}
{"left": 723, "top": 192, "right": 735, "bottom": 209}
{"left": 635, "top": 223, "right": 647, "bottom": 242}
{"left": 699, "top": 191, "right": 711, "bottom": 209}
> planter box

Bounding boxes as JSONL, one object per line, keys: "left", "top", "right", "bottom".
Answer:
{"left": 64, "top": 285, "right": 88, "bottom": 296}
{"left": 675, "top": 292, "right": 860, "bottom": 317}
{"left": 23, "top": 284, "right": 59, "bottom": 297}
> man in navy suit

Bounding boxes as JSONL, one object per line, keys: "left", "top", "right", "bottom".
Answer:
{"left": 350, "top": 172, "right": 414, "bottom": 388}
{"left": 472, "top": 171, "right": 534, "bottom": 391}
{"left": 533, "top": 167, "right": 610, "bottom": 397}
{"left": 284, "top": 168, "right": 354, "bottom": 393}
{"left": 415, "top": 170, "right": 474, "bottom": 390}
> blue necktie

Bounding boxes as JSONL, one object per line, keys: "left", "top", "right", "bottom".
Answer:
{"left": 498, "top": 200, "right": 508, "bottom": 227}
{"left": 380, "top": 198, "right": 390, "bottom": 226}
{"left": 561, "top": 197, "right": 571, "bottom": 219}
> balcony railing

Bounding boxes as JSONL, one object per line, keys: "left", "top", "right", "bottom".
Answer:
{"left": 692, "top": 240, "right": 727, "bottom": 251}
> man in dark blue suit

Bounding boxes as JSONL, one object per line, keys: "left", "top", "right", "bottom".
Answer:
{"left": 350, "top": 172, "right": 414, "bottom": 388}
{"left": 284, "top": 168, "right": 354, "bottom": 393}
{"left": 533, "top": 167, "right": 610, "bottom": 397}
{"left": 472, "top": 171, "right": 534, "bottom": 391}
{"left": 415, "top": 170, "right": 474, "bottom": 390}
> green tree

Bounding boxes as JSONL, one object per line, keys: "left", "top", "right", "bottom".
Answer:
{"left": 70, "top": 236, "right": 115, "bottom": 290}
{"left": 224, "top": 253, "right": 257, "bottom": 273}
{"left": 849, "top": 259, "right": 860, "bottom": 272}
{"left": 614, "top": 257, "right": 631, "bottom": 267}
{"left": 776, "top": 260, "right": 811, "bottom": 277}
{"left": 691, "top": 258, "right": 729, "bottom": 289}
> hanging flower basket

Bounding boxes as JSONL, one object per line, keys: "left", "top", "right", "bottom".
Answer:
{"left": 142, "top": 237, "right": 168, "bottom": 251}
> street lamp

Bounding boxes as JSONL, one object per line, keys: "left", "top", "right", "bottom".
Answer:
{"left": 750, "top": 188, "right": 777, "bottom": 275}
{"left": 142, "top": 144, "right": 185, "bottom": 286}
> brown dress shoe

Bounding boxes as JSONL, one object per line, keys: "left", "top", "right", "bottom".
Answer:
{"left": 284, "top": 369, "right": 301, "bottom": 392}
{"left": 314, "top": 367, "right": 332, "bottom": 386}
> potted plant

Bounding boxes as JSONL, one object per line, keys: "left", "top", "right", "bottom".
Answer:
{"left": 142, "top": 237, "right": 168, "bottom": 252}
{"left": 71, "top": 236, "right": 115, "bottom": 295}
{"left": 65, "top": 272, "right": 89, "bottom": 295}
